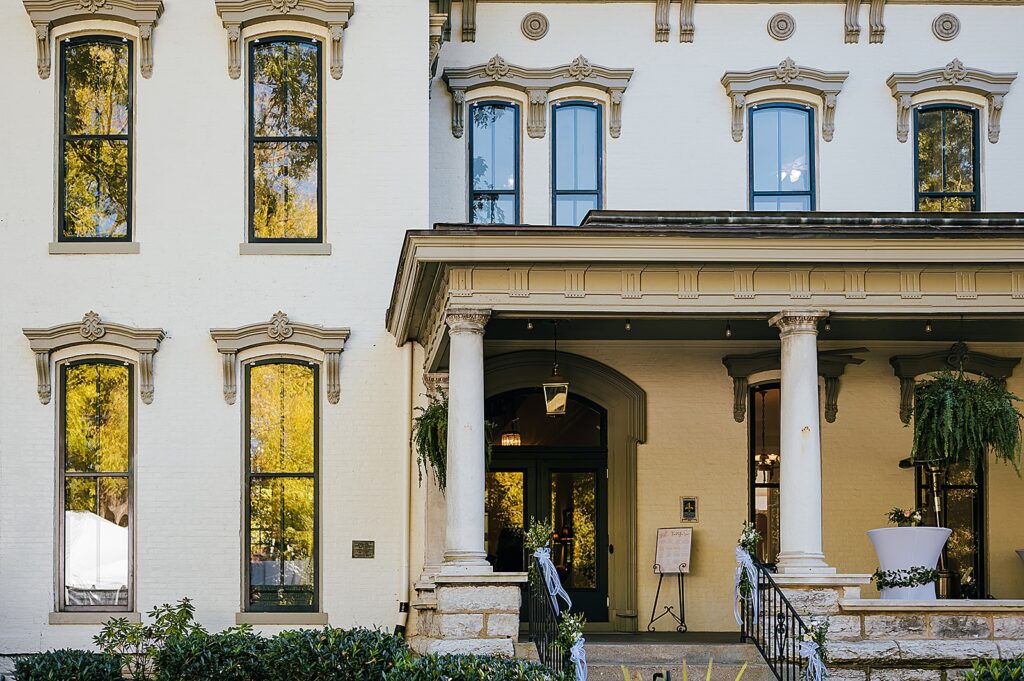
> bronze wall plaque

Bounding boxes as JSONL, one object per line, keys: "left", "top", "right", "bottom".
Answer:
{"left": 352, "top": 540, "right": 375, "bottom": 559}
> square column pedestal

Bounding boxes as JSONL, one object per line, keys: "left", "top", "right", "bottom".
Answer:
{"left": 409, "top": 572, "right": 528, "bottom": 656}
{"left": 771, "top": 574, "right": 873, "bottom": 639}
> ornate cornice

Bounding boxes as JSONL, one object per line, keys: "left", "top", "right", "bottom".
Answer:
{"left": 890, "top": 342, "right": 1020, "bottom": 424}
{"left": 23, "top": 0, "right": 163, "bottom": 79}
{"left": 24, "top": 311, "right": 166, "bottom": 405}
{"left": 723, "top": 347, "right": 866, "bottom": 423}
{"left": 886, "top": 60, "right": 1017, "bottom": 143}
{"left": 210, "top": 311, "right": 350, "bottom": 405}
{"left": 442, "top": 54, "right": 634, "bottom": 139}
{"left": 213, "top": 0, "right": 354, "bottom": 79}
{"left": 721, "top": 59, "right": 849, "bottom": 142}
{"left": 445, "top": 307, "right": 491, "bottom": 335}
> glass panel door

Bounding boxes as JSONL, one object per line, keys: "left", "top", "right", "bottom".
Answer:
{"left": 486, "top": 470, "right": 527, "bottom": 573}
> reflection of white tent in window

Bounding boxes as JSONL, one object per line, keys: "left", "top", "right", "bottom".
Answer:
{"left": 65, "top": 511, "right": 128, "bottom": 606}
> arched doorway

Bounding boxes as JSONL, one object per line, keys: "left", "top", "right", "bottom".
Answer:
{"left": 485, "top": 388, "right": 609, "bottom": 622}
{"left": 484, "top": 350, "right": 646, "bottom": 632}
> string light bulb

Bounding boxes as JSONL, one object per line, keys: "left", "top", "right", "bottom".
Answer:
{"left": 625, "top": 319, "right": 632, "bottom": 332}
{"left": 527, "top": 320, "right": 534, "bottom": 330}
{"left": 925, "top": 320, "right": 933, "bottom": 333}
{"left": 824, "top": 317, "right": 832, "bottom": 332}
{"left": 725, "top": 322, "right": 733, "bottom": 338}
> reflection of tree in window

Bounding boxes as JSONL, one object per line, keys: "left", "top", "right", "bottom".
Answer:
{"left": 61, "top": 39, "right": 131, "bottom": 239}
{"left": 247, "top": 362, "right": 317, "bottom": 611}
{"left": 551, "top": 471, "right": 597, "bottom": 589}
{"left": 251, "top": 39, "right": 321, "bottom": 240}
{"left": 470, "top": 103, "right": 518, "bottom": 224}
{"left": 915, "top": 106, "right": 978, "bottom": 212}
{"left": 485, "top": 471, "right": 525, "bottom": 572}
{"left": 749, "top": 104, "right": 814, "bottom": 211}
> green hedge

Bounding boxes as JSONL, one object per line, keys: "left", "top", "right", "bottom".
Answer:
{"left": 388, "top": 654, "right": 566, "bottom": 680}
{"left": 261, "top": 627, "right": 412, "bottom": 681}
{"left": 962, "top": 657, "right": 1024, "bottom": 681}
{"left": 13, "top": 649, "right": 121, "bottom": 681}
{"left": 152, "top": 627, "right": 268, "bottom": 681}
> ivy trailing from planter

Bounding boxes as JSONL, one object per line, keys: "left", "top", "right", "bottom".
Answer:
{"left": 412, "top": 390, "right": 494, "bottom": 492}
{"left": 872, "top": 566, "right": 940, "bottom": 590}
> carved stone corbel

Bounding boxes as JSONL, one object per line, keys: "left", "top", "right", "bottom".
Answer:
{"left": 462, "top": 0, "right": 476, "bottom": 41}
{"left": 732, "top": 376, "right": 749, "bottom": 423}
{"left": 225, "top": 23, "right": 242, "bottom": 79}
{"left": 868, "top": 0, "right": 885, "bottom": 43}
{"left": 33, "top": 22, "right": 49, "bottom": 78}
{"left": 730, "top": 93, "right": 745, "bottom": 142}
{"left": 823, "top": 376, "right": 840, "bottom": 423}
{"left": 328, "top": 22, "right": 346, "bottom": 79}
{"left": 822, "top": 93, "right": 838, "bottom": 142}
{"left": 895, "top": 94, "right": 912, "bottom": 143}
{"left": 844, "top": 0, "right": 860, "bottom": 43}
{"left": 527, "top": 89, "right": 548, "bottom": 139}
{"left": 655, "top": 0, "right": 670, "bottom": 42}
{"left": 429, "top": 12, "right": 447, "bottom": 78}
{"left": 609, "top": 89, "right": 624, "bottom": 138}
{"left": 989, "top": 94, "right": 1005, "bottom": 144}
{"left": 210, "top": 312, "right": 350, "bottom": 406}
{"left": 24, "top": 312, "right": 166, "bottom": 405}
{"left": 679, "top": 0, "right": 695, "bottom": 42}
{"left": 451, "top": 89, "right": 466, "bottom": 138}
{"left": 138, "top": 22, "right": 154, "bottom": 77}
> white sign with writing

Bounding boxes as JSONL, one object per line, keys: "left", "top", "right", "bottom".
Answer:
{"left": 654, "top": 527, "right": 693, "bottom": 574}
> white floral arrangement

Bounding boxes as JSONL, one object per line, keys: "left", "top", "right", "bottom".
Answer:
{"left": 738, "top": 521, "right": 761, "bottom": 556}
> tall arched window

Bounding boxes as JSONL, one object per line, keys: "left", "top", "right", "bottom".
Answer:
{"left": 915, "top": 104, "right": 980, "bottom": 211}
{"left": 552, "top": 102, "right": 602, "bottom": 225}
{"left": 249, "top": 37, "right": 323, "bottom": 242}
{"left": 749, "top": 103, "right": 815, "bottom": 211}
{"left": 469, "top": 101, "right": 519, "bottom": 224}
{"left": 60, "top": 36, "right": 132, "bottom": 241}
{"left": 748, "top": 384, "right": 781, "bottom": 565}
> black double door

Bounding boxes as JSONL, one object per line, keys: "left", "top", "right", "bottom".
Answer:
{"left": 485, "top": 450, "right": 609, "bottom": 622}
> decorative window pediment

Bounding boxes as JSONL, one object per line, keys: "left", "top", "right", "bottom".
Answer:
{"left": 890, "top": 342, "right": 1020, "bottom": 424}
{"left": 210, "top": 311, "right": 350, "bottom": 405}
{"left": 214, "top": 0, "right": 354, "bottom": 79}
{"left": 23, "top": 0, "right": 164, "bottom": 79}
{"left": 886, "top": 60, "right": 1017, "bottom": 143}
{"left": 721, "top": 58, "right": 849, "bottom": 143}
{"left": 24, "top": 311, "right": 166, "bottom": 405}
{"left": 442, "top": 54, "right": 634, "bottom": 139}
{"left": 722, "top": 347, "right": 866, "bottom": 424}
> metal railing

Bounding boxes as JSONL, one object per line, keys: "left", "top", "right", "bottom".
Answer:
{"left": 528, "top": 557, "right": 566, "bottom": 674}
{"left": 740, "top": 560, "right": 809, "bottom": 681}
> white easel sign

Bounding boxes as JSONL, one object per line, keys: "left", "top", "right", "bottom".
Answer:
{"left": 654, "top": 527, "right": 693, "bottom": 575}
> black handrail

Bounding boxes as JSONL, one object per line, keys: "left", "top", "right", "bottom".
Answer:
{"left": 740, "top": 560, "right": 810, "bottom": 681}
{"left": 528, "top": 557, "right": 566, "bottom": 675}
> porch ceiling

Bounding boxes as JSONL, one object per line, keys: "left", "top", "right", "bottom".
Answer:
{"left": 386, "top": 211, "right": 1024, "bottom": 371}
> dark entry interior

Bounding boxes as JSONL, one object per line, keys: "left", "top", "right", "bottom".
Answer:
{"left": 485, "top": 388, "right": 609, "bottom": 622}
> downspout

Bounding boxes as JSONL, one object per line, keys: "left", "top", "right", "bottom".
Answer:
{"left": 395, "top": 341, "right": 414, "bottom": 636}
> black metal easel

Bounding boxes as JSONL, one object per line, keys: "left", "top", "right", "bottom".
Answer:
{"left": 647, "top": 562, "right": 687, "bottom": 632}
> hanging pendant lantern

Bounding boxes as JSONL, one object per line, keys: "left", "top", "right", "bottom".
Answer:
{"left": 543, "top": 321, "right": 569, "bottom": 416}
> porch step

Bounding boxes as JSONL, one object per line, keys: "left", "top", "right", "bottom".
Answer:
{"left": 589, "top": 662, "right": 776, "bottom": 681}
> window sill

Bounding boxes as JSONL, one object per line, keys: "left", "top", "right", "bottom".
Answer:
{"left": 235, "top": 612, "right": 329, "bottom": 626}
{"left": 49, "top": 611, "right": 141, "bottom": 625}
{"left": 49, "top": 242, "right": 140, "bottom": 255}
{"left": 239, "top": 243, "right": 332, "bottom": 256}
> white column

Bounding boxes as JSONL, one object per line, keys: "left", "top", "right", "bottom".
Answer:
{"left": 441, "top": 308, "right": 492, "bottom": 574}
{"left": 769, "top": 309, "right": 834, "bottom": 575}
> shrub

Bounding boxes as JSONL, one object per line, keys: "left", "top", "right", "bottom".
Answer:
{"left": 93, "top": 598, "right": 200, "bottom": 680}
{"left": 13, "top": 649, "right": 121, "bottom": 681}
{"left": 262, "top": 626, "right": 411, "bottom": 681}
{"left": 962, "top": 657, "right": 1024, "bottom": 681}
{"left": 153, "top": 626, "right": 268, "bottom": 681}
{"left": 388, "top": 654, "right": 566, "bottom": 681}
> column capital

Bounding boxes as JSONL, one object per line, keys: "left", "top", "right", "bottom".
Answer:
{"left": 769, "top": 309, "right": 829, "bottom": 337}
{"left": 445, "top": 307, "right": 491, "bottom": 334}
{"left": 423, "top": 371, "right": 449, "bottom": 396}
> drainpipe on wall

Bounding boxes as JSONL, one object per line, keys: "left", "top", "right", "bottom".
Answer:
{"left": 395, "top": 342, "right": 414, "bottom": 636}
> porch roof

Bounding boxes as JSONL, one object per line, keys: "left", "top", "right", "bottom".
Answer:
{"left": 386, "top": 211, "right": 1024, "bottom": 367}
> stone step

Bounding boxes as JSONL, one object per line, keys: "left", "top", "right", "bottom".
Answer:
{"left": 590, "top": 662, "right": 776, "bottom": 681}
{"left": 584, "top": 643, "right": 762, "bottom": 665}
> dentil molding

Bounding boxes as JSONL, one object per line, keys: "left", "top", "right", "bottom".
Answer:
{"left": 23, "top": 0, "right": 164, "bottom": 79}
{"left": 209, "top": 311, "right": 350, "bottom": 405}
{"left": 214, "top": 0, "right": 355, "bottom": 79}
{"left": 721, "top": 58, "right": 849, "bottom": 142}
{"left": 886, "top": 59, "right": 1017, "bottom": 143}
{"left": 24, "top": 311, "right": 166, "bottom": 405}
{"left": 442, "top": 54, "right": 634, "bottom": 139}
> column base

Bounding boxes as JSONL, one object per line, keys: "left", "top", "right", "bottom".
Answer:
{"left": 440, "top": 551, "right": 493, "bottom": 576}
{"left": 406, "top": 572, "right": 528, "bottom": 657}
{"left": 776, "top": 552, "right": 836, "bottom": 575}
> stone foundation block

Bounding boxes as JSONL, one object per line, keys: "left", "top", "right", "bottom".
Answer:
{"left": 422, "top": 637, "right": 516, "bottom": 657}
{"left": 438, "top": 613, "right": 484, "bottom": 639}
{"left": 930, "top": 615, "right": 991, "bottom": 639}
{"left": 780, "top": 587, "right": 840, "bottom": 615}
{"left": 864, "top": 615, "right": 926, "bottom": 639}
{"left": 993, "top": 616, "right": 1024, "bottom": 639}
{"left": 896, "top": 639, "right": 999, "bottom": 661}
{"left": 826, "top": 669, "right": 867, "bottom": 681}
{"left": 996, "top": 640, "right": 1024, "bottom": 657}
{"left": 825, "top": 615, "right": 863, "bottom": 640}
{"left": 872, "top": 669, "right": 942, "bottom": 681}
{"left": 485, "top": 613, "right": 521, "bottom": 638}
{"left": 829, "top": 640, "right": 901, "bottom": 663}
{"left": 437, "top": 585, "right": 521, "bottom": 613}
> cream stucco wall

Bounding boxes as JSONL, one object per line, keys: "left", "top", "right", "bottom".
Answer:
{"left": 487, "top": 340, "right": 1024, "bottom": 633}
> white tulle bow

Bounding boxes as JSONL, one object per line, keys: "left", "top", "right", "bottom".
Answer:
{"left": 733, "top": 545, "right": 759, "bottom": 626}
{"left": 569, "top": 636, "right": 588, "bottom": 681}
{"left": 799, "top": 640, "right": 828, "bottom": 681}
{"left": 534, "top": 547, "right": 572, "bottom": 615}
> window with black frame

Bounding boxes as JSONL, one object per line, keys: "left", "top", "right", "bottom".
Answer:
{"left": 749, "top": 385, "right": 781, "bottom": 566}
{"left": 916, "top": 464, "right": 986, "bottom": 598}
{"left": 469, "top": 101, "right": 519, "bottom": 224}
{"left": 915, "top": 105, "right": 980, "bottom": 211}
{"left": 60, "top": 360, "right": 133, "bottom": 611}
{"left": 552, "top": 101, "right": 602, "bottom": 225}
{"left": 749, "top": 103, "right": 815, "bottom": 211}
{"left": 249, "top": 37, "right": 322, "bottom": 242}
{"left": 245, "top": 360, "right": 318, "bottom": 612}
{"left": 60, "top": 36, "right": 132, "bottom": 241}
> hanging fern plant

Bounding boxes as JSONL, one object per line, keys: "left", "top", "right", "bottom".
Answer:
{"left": 412, "top": 390, "right": 494, "bottom": 493}
{"left": 911, "top": 370, "right": 1022, "bottom": 475}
